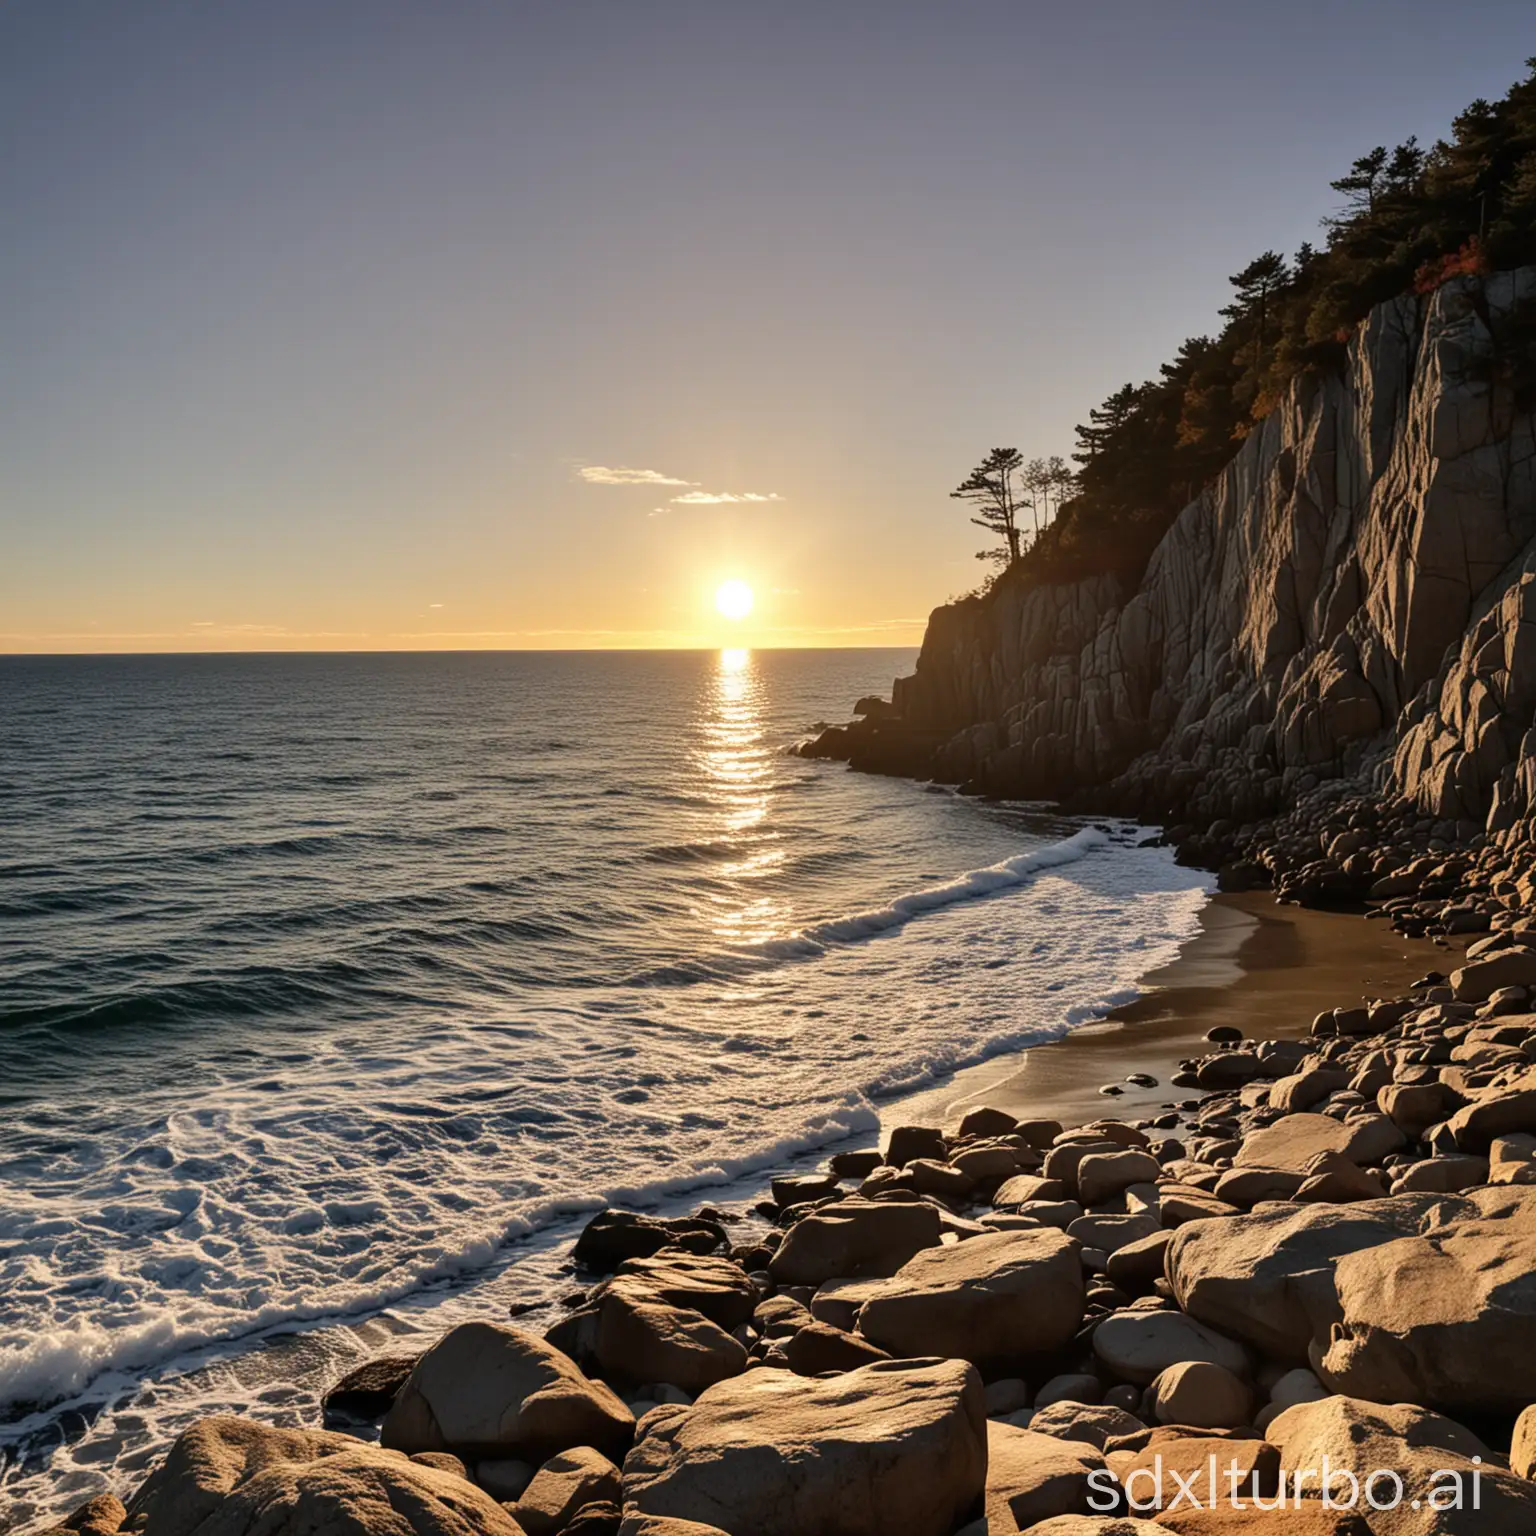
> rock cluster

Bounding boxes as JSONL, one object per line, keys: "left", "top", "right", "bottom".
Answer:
{"left": 40, "top": 954, "right": 1536, "bottom": 1535}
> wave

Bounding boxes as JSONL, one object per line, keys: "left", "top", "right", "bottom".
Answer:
{"left": 755, "top": 824, "right": 1108, "bottom": 957}
{"left": 0, "top": 1097, "right": 880, "bottom": 1421}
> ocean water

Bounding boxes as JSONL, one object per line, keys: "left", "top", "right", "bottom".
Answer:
{"left": 0, "top": 649, "right": 1209, "bottom": 1521}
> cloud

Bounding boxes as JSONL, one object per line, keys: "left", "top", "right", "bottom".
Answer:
{"left": 579, "top": 465, "right": 697, "bottom": 487}
{"left": 670, "top": 490, "right": 784, "bottom": 505}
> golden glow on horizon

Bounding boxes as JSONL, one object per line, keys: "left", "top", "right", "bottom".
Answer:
{"left": 714, "top": 579, "right": 754, "bottom": 621}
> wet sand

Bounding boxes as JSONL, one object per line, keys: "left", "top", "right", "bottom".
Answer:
{"left": 898, "top": 891, "right": 1457, "bottom": 1132}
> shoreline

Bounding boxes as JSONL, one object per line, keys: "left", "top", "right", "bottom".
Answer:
{"left": 896, "top": 888, "right": 1452, "bottom": 1133}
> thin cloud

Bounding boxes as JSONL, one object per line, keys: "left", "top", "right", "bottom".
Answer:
{"left": 579, "top": 465, "right": 697, "bottom": 487}
{"left": 670, "top": 490, "right": 784, "bottom": 505}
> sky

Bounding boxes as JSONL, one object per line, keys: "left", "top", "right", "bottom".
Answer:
{"left": 2, "top": 2, "right": 1533, "bottom": 652}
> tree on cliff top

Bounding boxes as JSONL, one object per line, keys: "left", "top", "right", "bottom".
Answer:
{"left": 952, "top": 448, "right": 1028, "bottom": 568}
{"left": 971, "top": 57, "right": 1536, "bottom": 595}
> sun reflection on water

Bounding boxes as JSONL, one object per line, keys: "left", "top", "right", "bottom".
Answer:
{"left": 698, "top": 648, "right": 788, "bottom": 943}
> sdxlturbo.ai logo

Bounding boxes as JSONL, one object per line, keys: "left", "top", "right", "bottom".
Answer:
{"left": 1088, "top": 1453, "right": 1484, "bottom": 1516}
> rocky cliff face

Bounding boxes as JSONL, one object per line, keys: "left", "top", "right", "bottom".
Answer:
{"left": 819, "top": 270, "right": 1536, "bottom": 851}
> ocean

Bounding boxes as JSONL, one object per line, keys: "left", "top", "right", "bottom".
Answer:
{"left": 0, "top": 648, "right": 1210, "bottom": 1521}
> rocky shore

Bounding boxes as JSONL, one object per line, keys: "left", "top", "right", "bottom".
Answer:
{"left": 30, "top": 918, "right": 1536, "bottom": 1536}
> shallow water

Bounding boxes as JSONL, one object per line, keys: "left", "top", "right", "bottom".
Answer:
{"left": 0, "top": 648, "right": 1209, "bottom": 1519}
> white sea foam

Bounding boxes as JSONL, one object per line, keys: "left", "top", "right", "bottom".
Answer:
{"left": 758, "top": 824, "right": 1109, "bottom": 955}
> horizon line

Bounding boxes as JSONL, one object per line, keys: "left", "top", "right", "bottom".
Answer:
{"left": 0, "top": 641, "right": 922, "bottom": 659}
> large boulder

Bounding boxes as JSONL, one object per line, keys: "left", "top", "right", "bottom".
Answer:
{"left": 381, "top": 1323, "right": 633, "bottom": 1461}
{"left": 1445, "top": 1085, "right": 1536, "bottom": 1151}
{"left": 767, "top": 1199, "right": 943, "bottom": 1286}
{"left": 854, "top": 1228, "right": 1085, "bottom": 1371}
{"left": 1267, "top": 1394, "right": 1536, "bottom": 1534}
{"left": 984, "top": 1420, "right": 1105, "bottom": 1529}
{"left": 1145, "top": 1362, "right": 1252, "bottom": 1429}
{"left": 551, "top": 1286, "right": 747, "bottom": 1393}
{"left": 621, "top": 1357, "right": 986, "bottom": 1536}
{"left": 1091, "top": 1310, "right": 1250, "bottom": 1388}
{"left": 123, "top": 1416, "right": 526, "bottom": 1536}
{"left": 1165, "top": 1194, "right": 1476, "bottom": 1362}
{"left": 1316, "top": 1187, "right": 1536, "bottom": 1414}
{"left": 573, "top": 1211, "right": 725, "bottom": 1273}
{"left": 1233, "top": 1114, "right": 1399, "bottom": 1171}
{"left": 324, "top": 1355, "right": 422, "bottom": 1420}
{"left": 510, "top": 1448, "right": 621, "bottom": 1536}
{"left": 610, "top": 1255, "right": 757, "bottom": 1330}
{"left": 1451, "top": 947, "right": 1536, "bottom": 1004}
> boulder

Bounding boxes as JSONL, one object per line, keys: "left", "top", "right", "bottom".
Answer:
{"left": 907, "top": 1158, "right": 976, "bottom": 1198}
{"left": 770, "top": 1174, "right": 840, "bottom": 1208}
{"left": 1034, "top": 1372, "right": 1103, "bottom": 1408}
{"left": 1446, "top": 1086, "right": 1536, "bottom": 1151}
{"left": 1270, "top": 1070, "right": 1352, "bottom": 1114}
{"left": 573, "top": 1211, "right": 724, "bottom": 1273}
{"left": 1379, "top": 1081, "right": 1461, "bottom": 1140}
{"left": 1078, "top": 1151, "right": 1163, "bottom": 1207}
{"left": 123, "top": 1416, "right": 526, "bottom": 1536}
{"left": 510, "top": 1448, "right": 621, "bottom": 1536}
{"left": 958, "top": 1107, "right": 1018, "bottom": 1139}
{"left": 886, "top": 1125, "right": 948, "bottom": 1167}
{"left": 1211, "top": 1167, "right": 1305, "bottom": 1207}
{"left": 1491, "top": 1133, "right": 1536, "bottom": 1184}
{"left": 1145, "top": 1362, "right": 1252, "bottom": 1429}
{"left": 767, "top": 1199, "right": 942, "bottom": 1285}
{"left": 985, "top": 1421, "right": 1105, "bottom": 1529}
{"left": 381, "top": 1323, "right": 633, "bottom": 1461}
{"left": 808, "top": 1276, "right": 890, "bottom": 1331}
{"left": 1267, "top": 1394, "right": 1536, "bottom": 1535}
{"left": 1091, "top": 1310, "right": 1250, "bottom": 1388}
{"left": 57, "top": 1494, "right": 126, "bottom": 1536}
{"left": 855, "top": 1228, "right": 1085, "bottom": 1371}
{"left": 1317, "top": 1187, "right": 1536, "bottom": 1413}
{"left": 1115, "top": 1435, "right": 1279, "bottom": 1514}
{"left": 1068, "top": 1214, "right": 1161, "bottom": 1254}
{"left": 1028, "top": 1400, "right": 1145, "bottom": 1449}
{"left": 1391, "top": 1155, "right": 1488, "bottom": 1193}
{"left": 323, "top": 1354, "right": 421, "bottom": 1420}
{"left": 1165, "top": 1194, "right": 1477, "bottom": 1362}
{"left": 621, "top": 1357, "right": 986, "bottom": 1536}
{"left": 1232, "top": 1114, "right": 1397, "bottom": 1172}
{"left": 994, "top": 1174, "right": 1070, "bottom": 1208}
{"left": 611, "top": 1255, "right": 757, "bottom": 1330}
{"left": 1451, "top": 947, "right": 1536, "bottom": 1004}
{"left": 1105, "top": 1232, "right": 1172, "bottom": 1293}
{"left": 588, "top": 1289, "right": 747, "bottom": 1393}
{"left": 782, "top": 1321, "right": 890, "bottom": 1375}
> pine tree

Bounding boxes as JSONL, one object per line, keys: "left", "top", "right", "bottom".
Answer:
{"left": 952, "top": 448, "right": 1027, "bottom": 567}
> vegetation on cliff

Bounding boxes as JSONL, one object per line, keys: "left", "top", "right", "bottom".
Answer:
{"left": 966, "top": 59, "right": 1536, "bottom": 592}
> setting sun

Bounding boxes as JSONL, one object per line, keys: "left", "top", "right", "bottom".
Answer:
{"left": 715, "top": 580, "right": 754, "bottom": 621}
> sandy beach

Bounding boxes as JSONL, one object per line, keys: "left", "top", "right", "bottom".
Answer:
{"left": 898, "top": 890, "right": 1454, "bottom": 1132}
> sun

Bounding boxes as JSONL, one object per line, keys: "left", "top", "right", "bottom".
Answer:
{"left": 715, "top": 579, "right": 754, "bottom": 621}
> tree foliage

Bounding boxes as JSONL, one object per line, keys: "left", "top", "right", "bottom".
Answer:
{"left": 968, "top": 58, "right": 1536, "bottom": 594}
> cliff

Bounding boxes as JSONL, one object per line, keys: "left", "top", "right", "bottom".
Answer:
{"left": 813, "top": 270, "right": 1536, "bottom": 857}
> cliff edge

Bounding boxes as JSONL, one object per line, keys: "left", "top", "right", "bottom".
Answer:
{"left": 809, "top": 270, "right": 1536, "bottom": 902}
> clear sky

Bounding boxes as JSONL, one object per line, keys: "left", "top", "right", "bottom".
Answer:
{"left": 3, "top": 2, "right": 1533, "bottom": 652}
